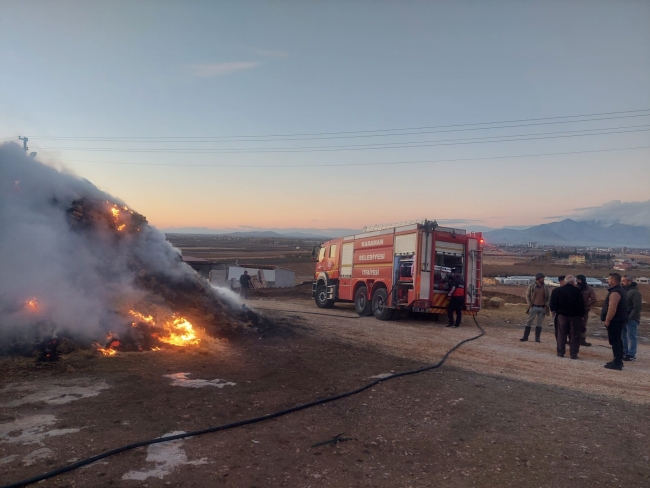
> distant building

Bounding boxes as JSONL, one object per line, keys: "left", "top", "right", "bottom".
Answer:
{"left": 528, "top": 242, "right": 538, "bottom": 249}
{"left": 495, "top": 276, "right": 535, "bottom": 286}
{"left": 182, "top": 256, "right": 296, "bottom": 288}
{"left": 569, "top": 255, "right": 586, "bottom": 265}
{"left": 209, "top": 265, "right": 296, "bottom": 289}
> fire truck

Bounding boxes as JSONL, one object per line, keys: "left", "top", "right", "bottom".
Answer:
{"left": 311, "top": 219, "right": 483, "bottom": 320}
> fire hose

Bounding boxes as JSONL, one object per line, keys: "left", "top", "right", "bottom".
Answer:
{"left": 2, "top": 315, "right": 484, "bottom": 488}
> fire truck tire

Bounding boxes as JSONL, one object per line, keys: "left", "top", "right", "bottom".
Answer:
{"left": 372, "top": 288, "right": 393, "bottom": 321}
{"left": 315, "top": 284, "right": 334, "bottom": 309}
{"left": 354, "top": 286, "right": 372, "bottom": 316}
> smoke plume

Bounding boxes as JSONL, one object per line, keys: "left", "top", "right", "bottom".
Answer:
{"left": 0, "top": 143, "right": 253, "bottom": 353}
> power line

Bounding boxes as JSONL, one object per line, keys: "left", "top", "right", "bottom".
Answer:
{"left": 30, "top": 126, "right": 650, "bottom": 154}
{"left": 39, "top": 144, "right": 650, "bottom": 168}
{"left": 19, "top": 108, "right": 650, "bottom": 142}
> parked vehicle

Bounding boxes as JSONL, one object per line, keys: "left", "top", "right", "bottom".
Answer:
{"left": 311, "top": 219, "right": 483, "bottom": 320}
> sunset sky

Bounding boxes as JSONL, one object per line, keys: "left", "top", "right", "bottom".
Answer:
{"left": 1, "top": 1, "right": 649, "bottom": 232}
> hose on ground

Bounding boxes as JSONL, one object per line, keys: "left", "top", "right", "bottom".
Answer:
{"left": 2, "top": 315, "right": 484, "bottom": 488}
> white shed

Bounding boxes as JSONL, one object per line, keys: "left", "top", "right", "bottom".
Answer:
{"left": 209, "top": 265, "right": 295, "bottom": 289}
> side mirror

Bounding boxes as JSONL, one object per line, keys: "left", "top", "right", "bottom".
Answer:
{"left": 311, "top": 245, "right": 321, "bottom": 262}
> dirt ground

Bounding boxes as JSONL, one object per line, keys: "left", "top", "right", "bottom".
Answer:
{"left": 2, "top": 291, "right": 650, "bottom": 488}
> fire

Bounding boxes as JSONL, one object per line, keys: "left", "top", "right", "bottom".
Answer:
{"left": 159, "top": 316, "right": 201, "bottom": 346}
{"left": 110, "top": 206, "right": 120, "bottom": 220}
{"left": 129, "top": 310, "right": 155, "bottom": 325}
{"left": 25, "top": 298, "right": 39, "bottom": 311}
{"left": 117, "top": 224, "right": 126, "bottom": 231}
{"left": 151, "top": 346, "right": 161, "bottom": 351}
{"left": 128, "top": 309, "right": 201, "bottom": 347}
{"left": 93, "top": 342, "right": 118, "bottom": 356}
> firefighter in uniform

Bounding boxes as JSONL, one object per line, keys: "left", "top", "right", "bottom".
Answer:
{"left": 446, "top": 269, "right": 465, "bottom": 328}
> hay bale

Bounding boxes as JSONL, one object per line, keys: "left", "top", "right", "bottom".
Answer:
{"left": 56, "top": 338, "right": 78, "bottom": 354}
{"left": 489, "top": 297, "right": 505, "bottom": 308}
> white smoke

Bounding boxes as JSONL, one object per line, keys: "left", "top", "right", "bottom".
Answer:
{"left": 210, "top": 285, "right": 243, "bottom": 307}
{"left": 0, "top": 142, "right": 198, "bottom": 350}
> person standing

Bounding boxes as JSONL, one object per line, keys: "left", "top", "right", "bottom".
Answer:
{"left": 446, "top": 269, "right": 465, "bottom": 328}
{"left": 239, "top": 270, "right": 252, "bottom": 299}
{"left": 522, "top": 273, "right": 551, "bottom": 342}
{"left": 549, "top": 275, "right": 566, "bottom": 339}
{"left": 576, "top": 275, "right": 597, "bottom": 347}
{"left": 554, "top": 275, "right": 586, "bottom": 359}
{"left": 601, "top": 273, "right": 628, "bottom": 371}
{"left": 621, "top": 275, "right": 642, "bottom": 362}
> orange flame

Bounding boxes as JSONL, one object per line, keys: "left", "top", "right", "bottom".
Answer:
{"left": 151, "top": 346, "right": 161, "bottom": 351}
{"left": 117, "top": 224, "right": 126, "bottom": 231}
{"left": 110, "top": 207, "right": 120, "bottom": 220}
{"left": 25, "top": 298, "right": 39, "bottom": 311}
{"left": 128, "top": 310, "right": 155, "bottom": 326}
{"left": 93, "top": 342, "right": 117, "bottom": 356}
{"left": 159, "top": 316, "right": 201, "bottom": 346}
{"left": 128, "top": 310, "right": 200, "bottom": 347}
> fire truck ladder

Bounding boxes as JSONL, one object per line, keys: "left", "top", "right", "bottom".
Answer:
{"left": 470, "top": 249, "right": 482, "bottom": 309}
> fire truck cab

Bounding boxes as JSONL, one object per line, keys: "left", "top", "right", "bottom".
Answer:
{"left": 311, "top": 219, "right": 483, "bottom": 320}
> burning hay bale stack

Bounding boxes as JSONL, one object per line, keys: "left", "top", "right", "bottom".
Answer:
{"left": 0, "top": 142, "right": 272, "bottom": 359}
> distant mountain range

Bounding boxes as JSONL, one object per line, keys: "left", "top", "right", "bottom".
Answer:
{"left": 162, "top": 220, "right": 650, "bottom": 247}
{"left": 161, "top": 227, "right": 357, "bottom": 239}
{"left": 484, "top": 219, "right": 650, "bottom": 248}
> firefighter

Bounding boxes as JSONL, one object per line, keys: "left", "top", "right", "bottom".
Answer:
{"left": 446, "top": 268, "right": 465, "bottom": 328}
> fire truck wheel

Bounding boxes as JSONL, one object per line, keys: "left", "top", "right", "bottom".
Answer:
{"left": 354, "top": 286, "right": 372, "bottom": 316}
{"left": 315, "top": 284, "right": 334, "bottom": 308}
{"left": 372, "top": 288, "right": 393, "bottom": 321}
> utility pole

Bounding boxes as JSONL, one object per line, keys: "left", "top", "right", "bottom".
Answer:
{"left": 18, "top": 136, "right": 29, "bottom": 153}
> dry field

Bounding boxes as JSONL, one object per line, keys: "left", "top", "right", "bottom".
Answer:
{"left": 1, "top": 289, "right": 649, "bottom": 488}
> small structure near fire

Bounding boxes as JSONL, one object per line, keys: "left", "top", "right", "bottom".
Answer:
{"left": 209, "top": 265, "right": 295, "bottom": 289}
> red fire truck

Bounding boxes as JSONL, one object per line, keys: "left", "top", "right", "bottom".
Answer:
{"left": 311, "top": 219, "right": 483, "bottom": 320}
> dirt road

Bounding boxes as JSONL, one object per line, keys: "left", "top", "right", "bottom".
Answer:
{"left": 252, "top": 298, "right": 650, "bottom": 404}
{"left": 2, "top": 299, "right": 650, "bottom": 487}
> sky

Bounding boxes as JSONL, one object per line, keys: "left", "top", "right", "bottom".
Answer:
{"left": 1, "top": 1, "right": 649, "bottom": 232}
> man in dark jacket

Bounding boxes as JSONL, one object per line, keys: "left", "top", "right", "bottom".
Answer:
{"left": 576, "top": 275, "right": 597, "bottom": 347}
{"left": 554, "top": 275, "right": 586, "bottom": 359}
{"left": 621, "top": 275, "right": 642, "bottom": 361}
{"left": 239, "top": 270, "right": 252, "bottom": 299}
{"left": 601, "top": 273, "right": 628, "bottom": 370}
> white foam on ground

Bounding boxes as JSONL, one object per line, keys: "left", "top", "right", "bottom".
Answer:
{"left": 122, "top": 431, "right": 208, "bottom": 480}
{"left": 23, "top": 448, "right": 53, "bottom": 466}
{"left": 164, "top": 373, "right": 235, "bottom": 389}
{"left": 0, "top": 415, "right": 80, "bottom": 445}
{"left": 370, "top": 373, "right": 393, "bottom": 379}
{"left": 0, "top": 455, "right": 18, "bottom": 465}
{"left": 0, "top": 379, "right": 110, "bottom": 407}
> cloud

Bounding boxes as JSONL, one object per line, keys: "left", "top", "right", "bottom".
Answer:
{"left": 437, "top": 219, "right": 484, "bottom": 225}
{"left": 252, "top": 49, "right": 289, "bottom": 58}
{"left": 188, "top": 62, "right": 260, "bottom": 78}
{"left": 544, "top": 215, "right": 566, "bottom": 219}
{"left": 572, "top": 200, "right": 650, "bottom": 227}
{"left": 573, "top": 206, "right": 598, "bottom": 211}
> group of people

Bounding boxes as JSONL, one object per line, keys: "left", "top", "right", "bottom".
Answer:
{"left": 522, "top": 272, "right": 642, "bottom": 370}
